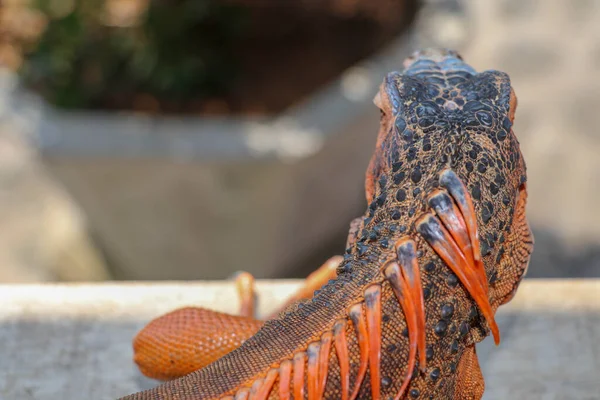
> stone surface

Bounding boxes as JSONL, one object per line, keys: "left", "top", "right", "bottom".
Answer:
{"left": 0, "top": 279, "right": 597, "bottom": 399}
{"left": 478, "top": 279, "right": 600, "bottom": 399}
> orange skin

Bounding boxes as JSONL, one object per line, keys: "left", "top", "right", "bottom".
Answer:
{"left": 122, "top": 49, "right": 533, "bottom": 400}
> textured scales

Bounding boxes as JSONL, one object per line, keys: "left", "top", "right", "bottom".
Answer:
{"left": 121, "top": 49, "right": 534, "bottom": 400}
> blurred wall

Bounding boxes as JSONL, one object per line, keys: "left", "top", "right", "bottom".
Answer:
{"left": 0, "top": 72, "right": 110, "bottom": 282}
{"left": 1, "top": 0, "right": 598, "bottom": 281}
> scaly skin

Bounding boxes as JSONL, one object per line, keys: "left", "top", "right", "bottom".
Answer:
{"left": 120, "top": 49, "right": 534, "bottom": 400}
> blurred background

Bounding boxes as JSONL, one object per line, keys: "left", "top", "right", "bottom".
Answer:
{"left": 0, "top": 0, "right": 597, "bottom": 283}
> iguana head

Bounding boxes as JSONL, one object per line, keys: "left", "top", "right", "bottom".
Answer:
{"left": 360, "top": 48, "right": 533, "bottom": 305}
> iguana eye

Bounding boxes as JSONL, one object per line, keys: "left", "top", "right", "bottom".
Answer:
{"left": 508, "top": 87, "right": 517, "bottom": 123}
{"left": 374, "top": 91, "right": 388, "bottom": 121}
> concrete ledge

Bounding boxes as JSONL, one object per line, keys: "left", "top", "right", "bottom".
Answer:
{"left": 0, "top": 279, "right": 598, "bottom": 399}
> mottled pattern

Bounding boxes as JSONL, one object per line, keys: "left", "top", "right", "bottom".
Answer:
{"left": 121, "top": 49, "right": 533, "bottom": 400}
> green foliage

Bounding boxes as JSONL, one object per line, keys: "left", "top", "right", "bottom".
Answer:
{"left": 19, "top": 0, "right": 247, "bottom": 110}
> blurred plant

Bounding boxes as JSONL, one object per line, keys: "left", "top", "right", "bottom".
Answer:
{"left": 2, "top": 0, "right": 247, "bottom": 111}
{"left": 0, "top": 0, "right": 48, "bottom": 70}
